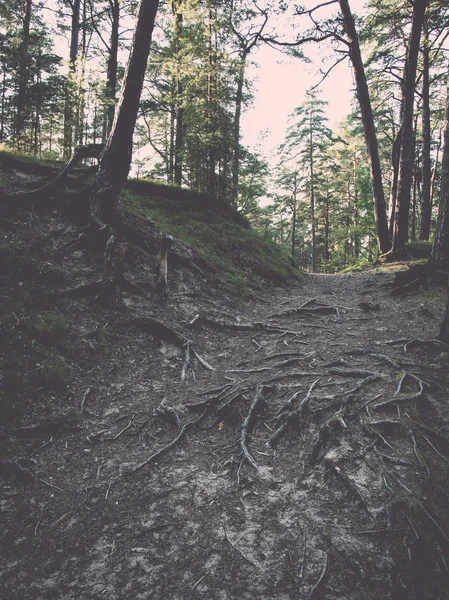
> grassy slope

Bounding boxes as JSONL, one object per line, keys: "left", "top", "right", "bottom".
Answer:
{"left": 121, "top": 178, "right": 299, "bottom": 292}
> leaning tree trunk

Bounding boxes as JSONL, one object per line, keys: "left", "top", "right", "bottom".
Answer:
{"left": 419, "top": 16, "right": 431, "bottom": 240}
{"left": 338, "top": 0, "right": 391, "bottom": 255}
{"left": 429, "top": 70, "right": 449, "bottom": 274}
{"left": 90, "top": 0, "right": 160, "bottom": 227}
{"left": 392, "top": 0, "right": 428, "bottom": 256}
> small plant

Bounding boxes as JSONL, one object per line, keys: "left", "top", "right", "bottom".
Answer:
{"left": 226, "top": 271, "right": 249, "bottom": 300}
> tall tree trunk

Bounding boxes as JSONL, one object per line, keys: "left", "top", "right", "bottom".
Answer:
{"left": 429, "top": 70, "right": 449, "bottom": 273}
{"left": 291, "top": 173, "right": 298, "bottom": 259}
{"left": 16, "top": 0, "right": 32, "bottom": 149}
{"left": 324, "top": 192, "right": 330, "bottom": 263}
{"left": 411, "top": 169, "right": 418, "bottom": 241}
{"left": 310, "top": 126, "right": 316, "bottom": 273}
{"left": 173, "top": 0, "right": 184, "bottom": 185}
{"left": 232, "top": 52, "right": 247, "bottom": 206}
{"left": 388, "top": 128, "right": 401, "bottom": 235}
{"left": 105, "top": 0, "right": 120, "bottom": 135}
{"left": 90, "top": 0, "right": 160, "bottom": 226}
{"left": 168, "top": 105, "right": 175, "bottom": 184}
{"left": 338, "top": 0, "right": 391, "bottom": 255}
{"left": 33, "top": 51, "right": 42, "bottom": 155}
{"left": 419, "top": 16, "right": 431, "bottom": 240}
{"left": 392, "top": 0, "right": 428, "bottom": 256}
{"left": 0, "top": 67, "right": 6, "bottom": 143}
{"left": 430, "top": 129, "right": 441, "bottom": 206}
{"left": 76, "top": 0, "right": 88, "bottom": 145}
{"left": 207, "top": 9, "right": 217, "bottom": 198}
{"left": 63, "top": 0, "right": 81, "bottom": 158}
{"left": 440, "top": 279, "right": 449, "bottom": 344}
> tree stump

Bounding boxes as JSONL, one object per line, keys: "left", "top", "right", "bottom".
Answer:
{"left": 155, "top": 235, "right": 174, "bottom": 299}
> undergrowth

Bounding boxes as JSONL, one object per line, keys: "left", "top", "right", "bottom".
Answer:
{"left": 121, "top": 181, "right": 300, "bottom": 292}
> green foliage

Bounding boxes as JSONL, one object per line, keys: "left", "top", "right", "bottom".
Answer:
{"left": 122, "top": 181, "right": 300, "bottom": 290}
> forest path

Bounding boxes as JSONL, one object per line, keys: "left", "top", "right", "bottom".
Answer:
{"left": 2, "top": 268, "right": 449, "bottom": 600}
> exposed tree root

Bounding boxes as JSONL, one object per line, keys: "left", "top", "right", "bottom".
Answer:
{"left": 308, "top": 553, "right": 328, "bottom": 600}
{"left": 129, "top": 409, "right": 208, "bottom": 473}
{"left": 324, "top": 458, "right": 371, "bottom": 515}
{"left": 241, "top": 385, "right": 272, "bottom": 469}
{"left": 374, "top": 372, "right": 425, "bottom": 410}
{"left": 310, "top": 410, "right": 347, "bottom": 464}
{"left": 0, "top": 458, "right": 37, "bottom": 483}
{"left": 156, "top": 400, "right": 181, "bottom": 428}
{"left": 188, "top": 315, "right": 313, "bottom": 338}
{"left": 403, "top": 338, "right": 449, "bottom": 352}
{"left": 270, "top": 379, "right": 319, "bottom": 447}
{"left": 1, "top": 143, "right": 103, "bottom": 202}
{"left": 328, "top": 368, "right": 378, "bottom": 378}
{"left": 133, "top": 316, "right": 214, "bottom": 373}
{"left": 269, "top": 303, "right": 339, "bottom": 318}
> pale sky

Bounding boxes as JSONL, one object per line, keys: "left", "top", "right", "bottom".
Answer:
{"left": 241, "top": 0, "right": 367, "bottom": 162}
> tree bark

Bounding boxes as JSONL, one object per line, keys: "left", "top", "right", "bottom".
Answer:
{"left": 291, "top": 173, "right": 298, "bottom": 260}
{"left": 392, "top": 0, "right": 428, "bottom": 255}
{"left": 207, "top": 10, "right": 217, "bottom": 198}
{"left": 90, "top": 0, "right": 160, "bottom": 227}
{"left": 440, "top": 279, "right": 449, "bottom": 344}
{"left": 419, "top": 16, "right": 431, "bottom": 240}
{"left": 429, "top": 70, "right": 449, "bottom": 274}
{"left": 173, "top": 0, "right": 184, "bottom": 186}
{"left": 105, "top": 0, "right": 120, "bottom": 136}
{"left": 231, "top": 54, "right": 246, "bottom": 206}
{"left": 63, "top": 0, "right": 81, "bottom": 158}
{"left": 310, "top": 123, "right": 316, "bottom": 273}
{"left": 338, "top": 0, "right": 391, "bottom": 255}
{"left": 388, "top": 127, "right": 401, "bottom": 236}
{"left": 16, "top": 0, "right": 32, "bottom": 149}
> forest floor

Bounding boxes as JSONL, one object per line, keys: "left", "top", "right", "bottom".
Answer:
{"left": 1, "top": 174, "right": 449, "bottom": 599}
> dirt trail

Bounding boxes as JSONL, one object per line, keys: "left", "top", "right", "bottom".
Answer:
{"left": 2, "top": 265, "right": 449, "bottom": 600}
